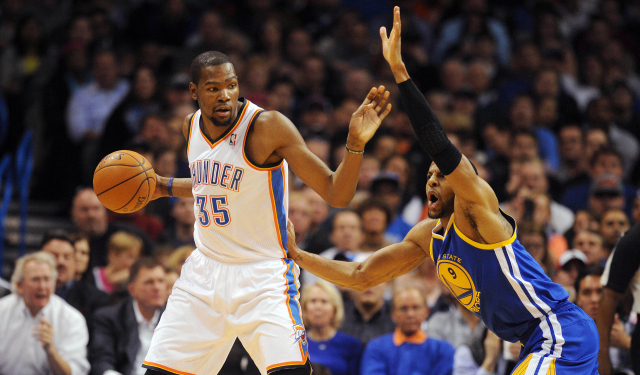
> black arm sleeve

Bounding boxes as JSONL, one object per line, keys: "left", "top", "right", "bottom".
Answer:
{"left": 605, "top": 221, "right": 640, "bottom": 293}
{"left": 397, "top": 79, "right": 462, "bottom": 175}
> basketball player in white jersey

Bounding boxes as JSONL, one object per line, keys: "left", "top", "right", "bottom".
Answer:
{"left": 141, "top": 51, "right": 391, "bottom": 375}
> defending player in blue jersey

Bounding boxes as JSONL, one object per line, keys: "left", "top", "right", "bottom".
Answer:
{"left": 287, "top": 7, "right": 599, "bottom": 375}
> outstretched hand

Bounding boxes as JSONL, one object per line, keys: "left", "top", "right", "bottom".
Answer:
{"left": 380, "top": 7, "right": 404, "bottom": 71}
{"left": 347, "top": 86, "right": 392, "bottom": 150}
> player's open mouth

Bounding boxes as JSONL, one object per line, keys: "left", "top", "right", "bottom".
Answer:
{"left": 215, "top": 109, "right": 231, "bottom": 116}
{"left": 428, "top": 191, "right": 439, "bottom": 209}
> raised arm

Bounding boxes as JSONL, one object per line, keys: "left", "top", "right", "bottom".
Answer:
{"left": 381, "top": 7, "right": 506, "bottom": 243}
{"left": 381, "top": 7, "right": 495, "bottom": 208}
{"left": 287, "top": 219, "right": 435, "bottom": 290}
{"left": 272, "top": 87, "right": 391, "bottom": 207}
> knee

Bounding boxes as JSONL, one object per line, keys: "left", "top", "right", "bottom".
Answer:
{"left": 269, "top": 359, "right": 312, "bottom": 375}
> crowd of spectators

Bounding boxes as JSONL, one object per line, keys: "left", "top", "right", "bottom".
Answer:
{"left": 2, "top": 0, "right": 640, "bottom": 374}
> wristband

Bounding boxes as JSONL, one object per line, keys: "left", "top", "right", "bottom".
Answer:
{"left": 345, "top": 145, "right": 364, "bottom": 155}
{"left": 168, "top": 177, "right": 174, "bottom": 197}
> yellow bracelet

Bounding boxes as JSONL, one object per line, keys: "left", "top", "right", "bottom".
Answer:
{"left": 345, "top": 145, "right": 364, "bottom": 155}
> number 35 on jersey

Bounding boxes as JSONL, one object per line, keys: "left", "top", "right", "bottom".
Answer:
{"left": 195, "top": 195, "right": 231, "bottom": 227}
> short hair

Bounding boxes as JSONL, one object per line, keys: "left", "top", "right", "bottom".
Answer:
{"left": 574, "top": 265, "right": 604, "bottom": 294}
{"left": 40, "top": 229, "right": 75, "bottom": 251}
{"left": 391, "top": 286, "right": 427, "bottom": 310}
{"left": 166, "top": 246, "right": 195, "bottom": 273}
{"left": 357, "top": 198, "right": 392, "bottom": 227}
{"left": 128, "top": 257, "right": 163, "bottom": 284}
{"left": 190, "top": 51, "right": 234, "bottom": 85}
{"left": 11, "top": 252, "right": 57, "bottom": 293}
{"left": 300, "top": 281, "right": 344, "bottom": 329}
{"left": 590, "top": 146, "right": 623, "bottom": 168}
{"left": 107, "top": 231, "right": 143, "bottom": 256}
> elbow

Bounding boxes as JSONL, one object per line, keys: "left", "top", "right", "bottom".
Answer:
{"left": 351, "top": 269, "right": 376, "bottom": 291}
{"left": 329, "top": 199, "right": 350, "bottom": 209}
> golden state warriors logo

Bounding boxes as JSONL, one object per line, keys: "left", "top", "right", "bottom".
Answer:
{"left": 437, "top": 259, "right": 481, "bottom": 312}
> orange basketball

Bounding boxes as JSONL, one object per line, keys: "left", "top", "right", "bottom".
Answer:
{"left": 93, "top": 150, "right": 156, "bottom": 214}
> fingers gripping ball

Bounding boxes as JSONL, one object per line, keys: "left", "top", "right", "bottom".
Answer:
{"left": 93, "top": 150, "right": 156, "bottom": 213}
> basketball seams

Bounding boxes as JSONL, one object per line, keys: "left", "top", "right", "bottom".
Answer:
{"left": 95, "top": 166, "right": 154, "bottom": 196}
{"left": 114, "top": 175, "right": 154, "bottom": 212}
{"left": 94, "top": 150, "right": 156, "bottom": 213}
{"left": 94, "top": 151, "right": 145, "bottom": 176}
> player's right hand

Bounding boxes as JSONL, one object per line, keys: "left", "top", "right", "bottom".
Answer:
{"left": 286, "top": 219, "right": 300, "bottom": 261}
{"left": 380, "top": 6, "right": 403, "bottom": 70}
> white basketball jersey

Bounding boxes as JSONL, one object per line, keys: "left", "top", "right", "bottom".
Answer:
{"left": 186, "top": 99, "right": 289, "bottom": 263}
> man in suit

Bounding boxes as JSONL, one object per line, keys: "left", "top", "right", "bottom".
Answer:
{"left": 90, "top": 258, "right": 167, "bottom": 375}
{"left": 41, "top": 229, "right": 109, "bottom": 331}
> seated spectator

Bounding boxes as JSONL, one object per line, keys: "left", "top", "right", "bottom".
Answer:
{"left": 71, "top": 187, "right": 153, "bottom": 268}
{"left": 159, "top": 197, "right": 196, "bottom": 248}
{"left": 370, "top": 172, "right": 413, "bottom": 244}
{"left": 573, "top": 229, "right": 608, "bottom": 266}
{"left": 453, "top": 324, "right": 510, "bottom": 375}
{"left": 589, "top": 175, "right": 627, "bottom": 220}
{"left": 395, "top": 258, "right": 445, "bottom": 314}
{"left": 553, "top": 249, "right": 588, "bottom": 302}
{"left": 518, "top": 229, "right": 554, "bottom": 276}
{"left": 165, "top": 245, "right": 195, "bottom": 275}
{"left": 301, "top": 281, "right": 362, "bottom": 375}
{"left": 93, "top": 231, "right": 143, "bottom": 295}
{"left": 90, "top": 258, "right": 167, "bottom": 375}
{"left": 300, "top": 186, "right": 333, "bottom": 255}
{"left": 562, "top": 147, "right": 637, "bottom": 217}
{"left": 41, "top": 229, "right": 109, "bottom": 332}
{"left": 361, "top": 287, "right": 455, "bottom": 375}
{"left": 599, "top": 208, "right": 630, "bottom": 253}
{"left": 564, "top": 209, "right": 599, "bottom": 249}
{"left": 288, "top": 191, "right": 314, "bottom": 250}
{"left": 381, "top": 154, "right": 424, "bottom": 226}
{"left": 302, "top": 210, "right": 364, "bottom": 286}
{"left": 357, "top": 198, "right": 392, "bottom": 253}
{"left": 509, "top": 95, "right": 560, "bottom": 170}
{"left": 358, "top": 155, "right": 381, "bottom": 191}
{"left": 503, "top": 158, "right": 574, "bottom": 235}
{"left": 425, "top": 287, "right": 482, "bottom": 349}
{"left": 341, "top": 280, "right": 395, "bottom": 346}
{"left": 71, "top": 232, "right": 91, "bottom": 281}
{"left": 0, "top": 252, "right": 89, "bottom": 374}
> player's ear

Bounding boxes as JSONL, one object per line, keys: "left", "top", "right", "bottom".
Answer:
{"left": 189, "top": 82, "right": 198, "bottom": 100}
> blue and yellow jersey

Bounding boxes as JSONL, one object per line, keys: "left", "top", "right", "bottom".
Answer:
{"left": 430, "top": 211, "right": 569, "bottom": 343}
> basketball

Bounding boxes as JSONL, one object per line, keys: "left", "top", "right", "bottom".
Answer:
{"left": 93, "top": 150, "right": 157, "bottom": 214}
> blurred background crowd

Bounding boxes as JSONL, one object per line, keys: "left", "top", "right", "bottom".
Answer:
{"left": 1, "top": 0, "right": 640, "bottom": 374}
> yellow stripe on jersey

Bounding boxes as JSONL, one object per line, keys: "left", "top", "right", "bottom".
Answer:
{"left": 512, "top": 353, "right": 533, "bottom": 375}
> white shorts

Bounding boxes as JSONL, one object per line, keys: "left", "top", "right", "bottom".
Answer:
{"left": 143, "top": 249, "right": 309, "bottom": 375}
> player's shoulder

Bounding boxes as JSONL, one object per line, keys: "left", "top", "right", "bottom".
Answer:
{"left": 252, "top": 110, "right": 298, "bottom": 137}
{"left": 404, "top": 218, "right": 438, "bottom": 252}
{"left": 182, "top": 112, "right": 196, "bottom": 140}
{"left": 254, "top": 110, "right": 290, "bottom": 126}
{"left": 410, "top": 218, "right": 438, "bottom": 236}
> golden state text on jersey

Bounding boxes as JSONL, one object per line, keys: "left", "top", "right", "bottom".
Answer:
{"left": 430, "top": 211, "right": 569, "bottom": 343}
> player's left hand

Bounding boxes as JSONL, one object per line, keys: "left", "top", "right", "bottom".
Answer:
{"left": 347, "top": 86, "right": 392, "bottom": 150}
